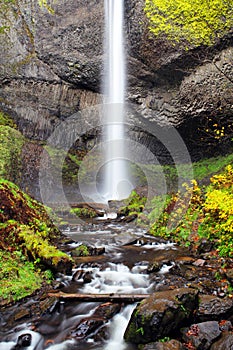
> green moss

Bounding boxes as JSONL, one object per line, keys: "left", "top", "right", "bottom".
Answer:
{"left": 70, "top": 207, "right": 97, "bottom": 218}
{"left": 74, "top": 244, "right": 90, "bottom": 257}
{"left": 0, "top": 111, "right": 17, "bottom": 128}
{"left": 0, "top": 125, "right": 24, "bottom": 183}
{"left": 0, "top": 249, "right": 43, "bottom": 302}
{"left": 16, "top": 223, "right": 71, "bottom": 265}
{"left": 119, "top": 190, "right": 147, "bottom": 216}
{"left": 145, "top": 0, "right": 233, "bottom": 48}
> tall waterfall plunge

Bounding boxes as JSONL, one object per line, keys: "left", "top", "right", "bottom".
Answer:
{"left": 101, "top": 0, "right": 133, "bottom": 201}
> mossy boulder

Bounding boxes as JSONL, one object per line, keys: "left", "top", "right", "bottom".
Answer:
{"left": 124, "top": 288, "right": 198, "bottom": 344}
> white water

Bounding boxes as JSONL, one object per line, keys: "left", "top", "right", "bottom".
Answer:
{"left": 78, "top": 262, "right": 153, "bottom": 350}
{"left": 101, "top": 0, "right": 133, "bottom": 200}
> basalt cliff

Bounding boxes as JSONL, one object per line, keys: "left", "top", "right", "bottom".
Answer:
{"left": 0, "top": 0, "right": 232, "bottom": 194}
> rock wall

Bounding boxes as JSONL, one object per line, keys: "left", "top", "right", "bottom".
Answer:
{"left": 0, "top": 0, "right": 232, "bottom": 160}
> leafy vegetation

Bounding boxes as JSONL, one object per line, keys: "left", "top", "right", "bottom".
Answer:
{"left": 148, "top": 164, "right": 233, "bottom": 257}
{"left": 122, "top": 154, "right": 233, "bottom": 257}
{"left": 118, "top": 190, "right": 147, "bottom": 217}
{"left": 144, "top": 0, "right": 233, "bottom": 47}
{"left": 0, "top": 250, "right": 43, "bottom": 302}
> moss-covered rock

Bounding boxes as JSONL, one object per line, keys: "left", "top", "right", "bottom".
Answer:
{"left": 124, "top": 288, "right": 198, "bottom": 344}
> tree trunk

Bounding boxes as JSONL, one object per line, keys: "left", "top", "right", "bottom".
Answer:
{"left": 48, "top": 291, "right": 149, "bottom": 303}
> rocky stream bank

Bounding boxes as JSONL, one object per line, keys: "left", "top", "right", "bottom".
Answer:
{"left": 0, "top": 212, "right": 233, "bottom": 350}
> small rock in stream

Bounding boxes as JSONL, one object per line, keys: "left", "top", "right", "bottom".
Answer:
{"left": 13, "top": 334, "right": 32, "bottom": 349}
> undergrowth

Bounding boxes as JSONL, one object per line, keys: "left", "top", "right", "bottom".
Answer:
{"left": 148, "top": 164, "right": 233, "bottom": 257}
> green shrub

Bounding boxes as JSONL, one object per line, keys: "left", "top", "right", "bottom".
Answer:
{"left": 149, "top": 164, "right": 233, "bottom": 256}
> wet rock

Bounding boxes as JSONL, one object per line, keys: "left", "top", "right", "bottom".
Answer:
{"left": 41, "top": 255, "right": 73, "bottom": 275}
{"left": 196, "top": 240, "right": 215, "bottom": 254}
{"left": 121, "top": 213, "right": 138, "bottom": 223}
{"left": 226, "top": 269, "right": 233, "bottom": 284}
{"left": 182, "top": 321, "right": 221, "bottom": 350}
{"left": 72, "top": 269, "right": 86, "bottom": 282}
{"left": 12, "top": 333, "right": 32, "bottom": 349}
{"left": 13, "top": 307, "right": 31, "bottom": 322}
{"left": 147, "top": 261, "right": 161, "bottom": 273}
{"left": 72, "top": 269, "right": 94, "bottom": 283}
{"left": 94, "top": 302, "right": 122, "bottom": 319}
{"left": 71, "top": 245, "right": 105, "bottom": 258}
{"left": 68, "top": 302, "right": 121, "bottom": 341}
{"left": 139, "top": 339, "right": 185, "bottom": 349}
{"left": 197, "top": 294, "right": 233, "bottom": 321}
{"left": 72, "top": 270, "right": 94, "bottom": 283}
{"left": 170, "top": 263, "right": 197, "bottom": 281}
{"left": 210, "top": 331, "right": 233, "bottom": 349}
{"left": 218, "top": 319, "right": 232, "bottom": 332}
{"left": 124, "top": 288, "right": 198, "bottom": 344}
{"left": 89, "top": 247, "right": 105, "bottom": 256}
{"left": 39, "top": 297, "right": 58, "bottom": 315}
{"left": 71, "top": 317, "right": 105, "bottom": 339}
{"left": 108, "top": 199, "right": 126, "bottom": 211}
{"left": 83, "top": 271, "right": 94, "bottom": 284}
{"left": 193, "top": 259, "right": 206, "bottom": 267}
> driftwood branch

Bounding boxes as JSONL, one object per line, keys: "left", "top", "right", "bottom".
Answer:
{"left": 48, "top": 291, "right": 150, "bottom": 303}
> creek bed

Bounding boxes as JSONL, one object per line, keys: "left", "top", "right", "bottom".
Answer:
{"left": 0, "top": 219, "right": 185, "bottom": 350}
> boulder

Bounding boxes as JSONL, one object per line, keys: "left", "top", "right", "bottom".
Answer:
{"left": 210, "top": 331, "right": 233, "bottom": 350}
{"left": 124, "top": 288, "right": 198, "bottom": 344}
{"left": 197, "top": 295, "right": 233, "bottom": 321}
{"left": 139, "top": 339, "right": 185, "bottom": 349}
{"left": 182, "top": 321, "right": 221, "bottom": 350}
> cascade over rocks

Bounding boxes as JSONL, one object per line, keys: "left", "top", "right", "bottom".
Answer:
{"left": 0, "top": 0, "right": 232, "bottom": 178}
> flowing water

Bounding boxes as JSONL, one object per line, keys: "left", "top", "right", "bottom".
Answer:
{"left": 101, "top": 0, "right": 133, "bottom": 200}
{"left": 0, "top": 218, "right": 179, "bottom": 350}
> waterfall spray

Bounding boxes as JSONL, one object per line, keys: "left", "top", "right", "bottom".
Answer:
{"left": 101, "top": 0, "right": 133, "bottom": 201}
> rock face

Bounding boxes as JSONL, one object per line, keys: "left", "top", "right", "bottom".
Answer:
{"left": 0, "top": 0, "right": 232, "bottom": 162}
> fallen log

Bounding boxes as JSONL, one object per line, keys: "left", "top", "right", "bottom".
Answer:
{"left": 47, "top": 291, "right": 150, "bottom": 303}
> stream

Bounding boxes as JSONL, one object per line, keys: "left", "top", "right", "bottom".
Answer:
{"left": 0, "top": 217, "right": 181, "bottom": 350}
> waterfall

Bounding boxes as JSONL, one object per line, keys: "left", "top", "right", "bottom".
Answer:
{"left": 101, "top": 0, "right": 133, "bottom": 201}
